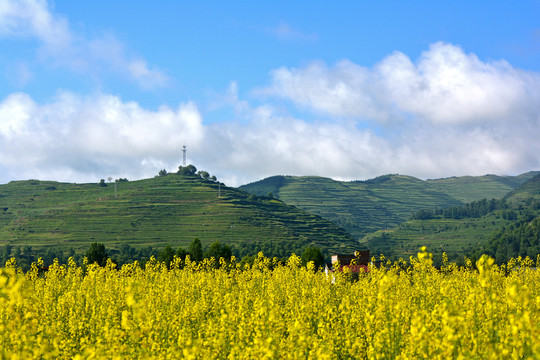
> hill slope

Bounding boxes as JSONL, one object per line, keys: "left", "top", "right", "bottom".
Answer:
{"left": 504, "top": 173, "right": 540, "bottom": 204}
{"left": 240, "top": 172, "right": 538, "bottom": 240}
{"left": 426, "top": 171, "right": 540, "bottom": 203}
{"left": 0, "top": 174, "right": 360, "bottom": 259}
{"left": 360, "top": 174, "right": 540, "bottom": 263}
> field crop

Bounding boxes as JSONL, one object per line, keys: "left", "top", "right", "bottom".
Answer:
{"left": 1, "top": 249, "right": 540, "bottom": 359}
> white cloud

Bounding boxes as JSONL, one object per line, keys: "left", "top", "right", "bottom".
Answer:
{"left": 259, "top": 42, "right": 540, "bottom": 124}
{"left": 377, "top": 43, "right": 538, "bottom": 124}
{"left": 0, "top": 91, "right": 203, "bottom": 182}
{"left": 1, "top": 83, "right": 539, "bottom": 187}
{"left": 87, "top": 35, "right": 169, "bottom": 89}
{"left": 0, "top": 92, "right": 35, "bottom": 139}
{"left": 0, "top": 0, "right": 71, "bottom": 49}
{"left": 258, "top": 60, "right": 381, "bottom": 119}
{"left": 215, "top": 45, "right": 540, "bottom": 185}
{"left": 0, "top": 0, "right": 168, "bottom": 88}
{"left": 127, "top": 60, "right": 169, "bottom": 89}
{"left": 205, "top": 106, "right": 540, "bottom": 187}
{"left": 205, "top": 116, "right": 389, "bottom": 185}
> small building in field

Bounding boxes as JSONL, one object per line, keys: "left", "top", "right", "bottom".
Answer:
{"left": 330, "top": 251, "right": 370, "bottom": 274}
{"left": 331, "top": 250, "right": 370, "bottom": 266}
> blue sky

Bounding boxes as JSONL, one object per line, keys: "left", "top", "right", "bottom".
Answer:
{"left": 1, "top": 0, "right": 540, "bottom": 186}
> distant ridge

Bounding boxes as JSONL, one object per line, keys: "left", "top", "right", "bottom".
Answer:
{"left": 426, "top": 171, "right": 540, "bottom": 203}
{"left": 240, "top": 172, "right": 539, "bottom": 239}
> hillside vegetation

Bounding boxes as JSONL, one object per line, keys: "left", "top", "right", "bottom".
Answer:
{"left": 361, "top": 174, "right": 540, "bottom": 263}
{"left": 240, "top": 172, "right": 539, "bottom": 240}
{"left": 2, "top": 169, "right": 539, "bottom": 267}
{"left": 0, "top": 172, "right": 359, "bottom": 262}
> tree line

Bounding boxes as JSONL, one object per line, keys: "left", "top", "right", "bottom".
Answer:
{"left": 471, "top": 211, "right": 540, "bottom": 264}
{"left": 1, "top": 239, "right": 327, "bottom": 271}
{"left": 410, "top": 198, "right": 508, "bottom": 220}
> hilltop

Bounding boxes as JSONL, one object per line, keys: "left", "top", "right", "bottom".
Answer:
{"left": 0, "top": 172, "right": 360, "bottom": 261}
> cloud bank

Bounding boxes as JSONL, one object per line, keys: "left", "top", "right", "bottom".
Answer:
{"left": 0, "top": 42, "right": 539, "bottom": 186}
{"left": 261, "top": 42, "right": 540, "bottom": 124}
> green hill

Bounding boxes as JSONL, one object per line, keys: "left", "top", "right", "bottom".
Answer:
{"left": 504, "top": 173, "right": 540, "bottom": 204}
{"left": 466, "top": 174, "right": 540, "bottom": 263}
{"left": 240, "top": 172, "right": 538, "bottom": 241}
{"left": 0, "top": 174, "right": 360, "bottom": 261}
{"left": 361, "top": 209, "right": 508, "bottom": 263}
{"left": 361, "top": 174, "right": 540, "bottom": 263}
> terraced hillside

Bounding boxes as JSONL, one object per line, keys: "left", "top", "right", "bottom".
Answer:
{"left": 504, "top": 173, "right": 540, "bottom": 204}
{"left": 0, "top": 174, "right": 360, "bottom": 258}
{"left": 240, "top": 175, "right": 461, "bottom": 238}
{"left": 240, "top": 172, "right": 539, "bottom": 240}
{"left": 361, "top": 174, "right": 540, "bottom": 263}
{"left": 425, "top": 172, "right": 539, "bottom": 203}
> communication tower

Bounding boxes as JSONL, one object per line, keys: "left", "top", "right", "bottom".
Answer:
{"left": 182, "top": 145, "right": 187, "bottom": 166}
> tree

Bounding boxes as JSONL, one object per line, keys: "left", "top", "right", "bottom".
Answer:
{"left": 301, "top": 246, "right": 325, "bottom": 270}
{"left": 158, "top": 245, "right": 176, "bottom": 267}
{"left": 66, "top": 247, "right": 75, "bottom": 259}
{"left": 22, "top": 245, "right": 33, "bottom": 261}
{"left": 85, "top": 243, "right": 108, "bottom": 266}
{"left": 197, "top": 170, "right": 210, "bottom": 180}
{"left": 1, "top": 245, "right": 12, "bottom": 263}
{"left": 177, "top": 165, "right": 197, "bottom": 176}
{"left": 99, "top": 179, "right": 107, "bottom": 187}
{"left": 176, "top": 247, "right": 188, "bottom": 261}
{"left": 204, "top": 241, "right": 232, "bottom": 261}
{"left": 189, "top": 238, "right": 203, "bottom": 262}
{"left": 158, "top": 169, "right": 168, "bottom": 177}
{"left": 44, "top": 248, "right": 63, "bottom": 266}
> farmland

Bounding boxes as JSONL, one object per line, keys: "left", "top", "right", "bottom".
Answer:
{"left": 1, "top": 250, "right": 539, "bottom": 359}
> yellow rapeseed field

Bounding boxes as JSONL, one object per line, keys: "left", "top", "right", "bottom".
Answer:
{"left": 1, "top": 248, "right": 539, "bottom": 359}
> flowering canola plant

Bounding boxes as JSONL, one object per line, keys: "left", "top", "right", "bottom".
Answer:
{"left": 1, "top": 248, "right": 540, "bottom": 359}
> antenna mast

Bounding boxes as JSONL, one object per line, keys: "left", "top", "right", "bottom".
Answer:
{"left": 182, "top": 145, "right": 187, "bottom": 166}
